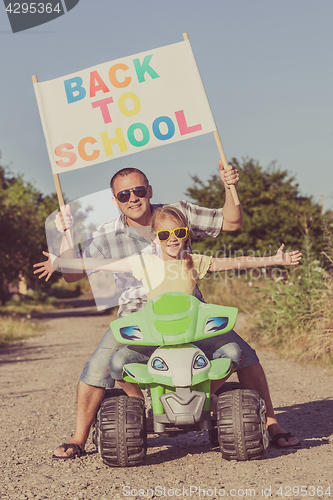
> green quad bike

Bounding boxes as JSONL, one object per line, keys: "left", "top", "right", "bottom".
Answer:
{"left": 92, "top": 292, "right": 269, "bottom": 466}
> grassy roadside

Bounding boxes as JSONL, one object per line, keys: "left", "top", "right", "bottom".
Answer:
{"left": 251, "top": 239, "right": 333, "bottom": 368}
{"left": 0, "top": 297, "right": 72, "bottom": 349}
{"left": 198, "top": 272, "right": 263, "bottom": 313}
{"left": 0, "top": 316, "right": 45, "bottom": 349}
{"left": 0, "top": 278, "right": 90, "bottom": 349}
{"left": 198, "top": 273, "right": 263, "bottom": 346}
{"left": 198, "top": 246, "right": 333, "bottom": 369}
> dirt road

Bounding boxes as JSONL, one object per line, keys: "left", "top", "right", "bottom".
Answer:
{"left": 0, "top": 298, "right": 332, "bottom": 500}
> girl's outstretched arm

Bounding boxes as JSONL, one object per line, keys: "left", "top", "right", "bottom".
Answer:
{"left": 209, "top": 244, "right": 302, "bottom": 272}
{"left": 33, "top": 251, "right": 131, "bottom": 281}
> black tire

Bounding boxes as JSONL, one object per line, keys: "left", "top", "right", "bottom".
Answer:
{"left": 216, "top": 381, "right": 242, "bottom": 394}
{"left": 209, "top": 383, "right": 242, "bottom": 447}
{"left": 92, "top": 389, "right": 126, "bottom": 448}
{"left": 217, "top": 389, "right": 267, "bottom": 461}
{"left": 96, "top": 390, "right": 146, "bottom": 467}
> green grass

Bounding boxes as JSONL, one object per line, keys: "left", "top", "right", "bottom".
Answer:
{"left": 0, "top": 315, "right": 45, "bottom": 349}
{"left": 0, "top": 296, "right": 70, "bottom": 348}
{"left": 1, "top": 296, "right": 69, "bottom": 315}
{"left": 198, "top": 271, "right": 263, "bottom": 313}
{"left": 0, "top": 278, "right": 90, "bottom": 349}
{"left": 1, "top": 275, "right": 104, "bottom": 349}
{"left": 251, "top": 251, "right": 333, "bottom": 367}
{"left": 199, "top": 237, "right": 333, "bottom": 368}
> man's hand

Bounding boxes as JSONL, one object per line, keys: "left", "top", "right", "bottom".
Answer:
{"left": 55, "top": 205, "right": 73, "bottom": 234}
{"left": 220, "top": 159, "right": 242, "bottom": 231}
{"left": 218, "top": 159, "right": 239, "bottom": 189}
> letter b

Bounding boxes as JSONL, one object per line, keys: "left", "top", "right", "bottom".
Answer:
{"left": 64, "top": 77, "right": 86, "bottom": 104}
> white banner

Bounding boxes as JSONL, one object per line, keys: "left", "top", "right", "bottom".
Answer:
{"left": 33, "top": 40, "right": 217, "bottom": 175}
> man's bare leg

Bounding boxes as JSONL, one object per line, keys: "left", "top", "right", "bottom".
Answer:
{"left": 53, "top": 381, "right": 105, "bottom": 458}
{"left": 237, "top": 363, "right": 300, "bottom": 447}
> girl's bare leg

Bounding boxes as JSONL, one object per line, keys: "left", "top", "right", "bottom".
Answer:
{"left": 210, "top": 372, "right": 233, "bottom": 394}
{"left": 116, "top": 379, "right": 145, "bottom": 400}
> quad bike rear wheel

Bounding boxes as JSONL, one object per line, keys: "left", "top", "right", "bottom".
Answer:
{"left": 94, "top": 388, "right": 147, "bottom": 467}
{"left": 216, "top": 388, "right": 268, "bottom": 460}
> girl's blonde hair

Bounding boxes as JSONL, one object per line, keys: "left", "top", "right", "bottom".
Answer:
{"left": 151, "top": 207, "right": 197, "bottom": 282}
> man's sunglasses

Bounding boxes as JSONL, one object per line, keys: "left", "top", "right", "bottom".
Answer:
{"left": 154, "top": 227, "right": 188, "bottom": 241}
{"left": 115, "top": 185, "right": 148, "bottom": 203}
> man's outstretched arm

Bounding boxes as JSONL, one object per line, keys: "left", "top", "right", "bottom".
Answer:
{"left": 219, "top": 159, "right": 243, "bottom": 232}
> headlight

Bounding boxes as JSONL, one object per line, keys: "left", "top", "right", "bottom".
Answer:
{"left": 151, "top": 357, "right": 168, "bottom": 371}
{"left": 193, "top": 354, "right": 208, "bottom": 369}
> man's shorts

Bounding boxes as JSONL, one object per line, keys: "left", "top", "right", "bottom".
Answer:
{"left": 79, "top": 327, "right": 259, "bottom": 389}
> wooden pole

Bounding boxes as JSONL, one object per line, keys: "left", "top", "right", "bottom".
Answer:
{"left": 182, "top": 33, "right": 240, "bottom": 206}
{"left": 53, "top": 172, "right": 66, "bottom": 208}
{"left": 32, "top": 75, "right": 74, "bottom": 248}
{"left": 213, "top": 131, "right": 240, "bottom": 206}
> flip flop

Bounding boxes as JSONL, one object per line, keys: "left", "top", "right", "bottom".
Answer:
{"left": 270, "top": 432, "right": 301, "bottom": 449}
{"left": 52, "top": 443, "right": 86, "bottom": 460}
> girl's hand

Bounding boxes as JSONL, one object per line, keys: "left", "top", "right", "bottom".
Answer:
{"left": 33, "top": 251, "right": 59, "bottom": 281}
{"left": 276, "top": 244, "right": 302, "bottom": 266}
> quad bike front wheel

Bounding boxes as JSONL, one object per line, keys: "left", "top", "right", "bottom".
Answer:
{"left": 216, "top": 388, "right": 269, "bottom": 461}
{"left": 94, "top": 389, "right": 147, "bottom": 467}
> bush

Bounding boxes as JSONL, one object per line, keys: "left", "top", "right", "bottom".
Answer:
{"left": 252, "top": 234, "right": 333, "bottom": 366}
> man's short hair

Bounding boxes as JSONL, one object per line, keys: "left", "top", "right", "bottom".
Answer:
{"left": 110, "top": 168, "right": 149, "bottom": 194}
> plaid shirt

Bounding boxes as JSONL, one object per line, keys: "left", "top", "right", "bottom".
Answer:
{"left": 81, "top": 200, "right": 223, "bottom": 317}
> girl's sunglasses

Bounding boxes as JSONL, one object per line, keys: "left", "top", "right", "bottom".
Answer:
{"left": 154, "top": 227, "right": 188, "bottom": 241}
{"left": 115, "top": 185, "right": 148, "bottom": 203}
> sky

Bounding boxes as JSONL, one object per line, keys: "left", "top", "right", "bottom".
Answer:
{"left": 1, "top": 0, "right": 333, "bottom": 227}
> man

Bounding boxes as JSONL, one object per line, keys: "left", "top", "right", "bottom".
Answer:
{"left": 48, "top": 161, "right": 299, "bottom": 458}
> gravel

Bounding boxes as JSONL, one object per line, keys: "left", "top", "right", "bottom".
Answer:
{"left": 0, "top": 303, "right": 332, "bottom": 500}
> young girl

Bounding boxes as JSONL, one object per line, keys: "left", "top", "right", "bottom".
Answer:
{"left": 34, "top": 206, "right": 302, "bottom": 401}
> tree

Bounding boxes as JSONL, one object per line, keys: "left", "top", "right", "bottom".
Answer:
{"left": 0, "top": 155, "right": 95, "bottom": 305}
{"left": 0, "top": 163, "right": 60, "bottom": 304}
{"left": 185, "top": 158, "right": 324, "bottom": 257}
